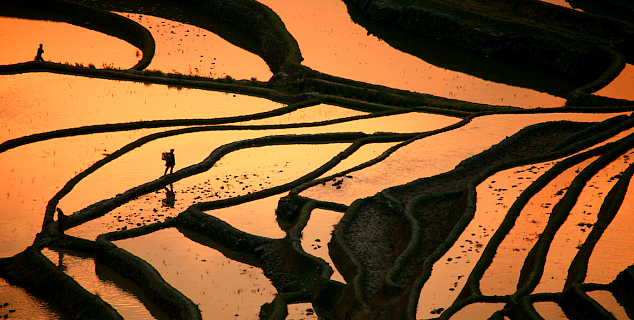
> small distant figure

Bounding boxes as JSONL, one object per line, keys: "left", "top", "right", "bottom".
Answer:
{"left": 34, "top": 44, "right": 44, "bottom": 62}
{"left": 56, "top": 208, "right": 68, "bottom": 234}
{"left": 163, "top": 149, "right": 175, "bottom": 175}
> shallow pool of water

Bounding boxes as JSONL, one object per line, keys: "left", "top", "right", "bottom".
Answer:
{"left": 0, "top": 17, "right": 139, "bottom": 68}
{"left": 596, "top": 64, "right": 634, "bottom": 101}
{"left": 586, "top": 178, "right": 634, "bottom": 284}
{"left": 41, "top": 248, "right": 168, "bottom": 320}
{"left": 0, "top": 129, "right": 166, "bottom": 257}
{"left": 0, "top": 73, "right": 284, "bottom": 140}
{"left": 256, "top": 0, "right": 566, "bottom": 108}
{"left": 586, "top": 290, "right": 629, "bottom": 320}
{"left": 118, "top": 13, "right": 272, "bottom": 80}
{"left": 479, "top": 159, "right": 593, "bottom": 296}
{"left": 114, "top": 227, "right": 276, "bottom": 320}
{"left": 300, "top": 208, "right": 345, "bottom": 283}
{"left": 446, "top": 302, "right": 505, "bottom": 319}
{"left": 417, "top": 161, "right": 555, "bottom": 317}
{"left": 0, "top": 277, "right": 62, "bottom": 320}
{"left": 302, "top": 113, "right": 621, "bottom": 205}
{"left": 534, "top": 150, "right": 634, "bottom": 293}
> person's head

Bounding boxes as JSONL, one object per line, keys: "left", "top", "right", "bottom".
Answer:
{"left": 39, "top": 44, "right": 43, "bottom": 48}
{"left": 170, "top": 149, "right": 174, "bottom": 153}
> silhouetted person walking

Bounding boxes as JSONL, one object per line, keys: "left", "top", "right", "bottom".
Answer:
{"left": 163, "top": 149, "right": 175, "bottom": 175}
{"left": 34, "top": 44, "right": 44, "bottom": 62}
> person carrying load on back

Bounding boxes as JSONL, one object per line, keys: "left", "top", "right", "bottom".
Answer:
{"left": 163, "top": 149, "right": 175, "bottom": 175}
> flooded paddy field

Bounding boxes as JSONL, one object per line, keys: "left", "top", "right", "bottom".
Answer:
{"left": 1, "top": 0, "right": 634, "bottom": 319}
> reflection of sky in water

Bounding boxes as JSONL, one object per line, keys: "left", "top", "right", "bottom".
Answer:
{"left": 257, "top": 0, "right": 565, "bottom": 108}
{"left": 1, "top": 12, "right": 632, "bottom": 318}
{"left": 114, "top": 228, "right": 276, "bottom": 320}
{"left": 118, "top": 13, "right": 271, "bottom": 80}
{"left": 446, "top": 302, "right": 505, "bottom": 319}
{"left": 535, "top": 150, "right": 634, "bottom": 293}
{"left": 586, "top": 177, "right": 634, "bottom": 284}
{"left": 41, "top": 248, "right": 166, "bottom": 320}
{"left": 302, "top": 113, "right": 621, "bottom": 205}
{"left": 479, "top": 160, "right": 590, "bottom": 296}
{"left": 534, "top": 301, "right": 568, "bottom": 319}
{"left": 596, "top": 64, "right": 634, "bottom": 101}
{"left": 0, "top": 73, "right": 283, "bottom": 140}
{"left": 417, "top": 161, "right": 555, "bottom": 317}
{"left": 0, "top": 278, "right": 61, "bottom": 319}
{"left": 301, "top": 208, "right": 346, "bottom": 283}
{"left": 56, "top": 113, "right": 455, "bottom": 219}
{"left": 586, "top": 290, "right": 630, "bottom": 319}
{"left": 0, "top": 17, "right": 138, "bottom": 68}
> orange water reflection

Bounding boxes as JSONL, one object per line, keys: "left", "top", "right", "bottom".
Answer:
{"left": 0, "top": 278, "right": 61, "bottom": 319}
{"left": 535, "top": 150, "right": 634, "bottom": 293}
{"left": 0, "top": 129, "right": 166, "bottom": 257}
{"left": 41, "top": 248, "right": 167, "bottom": 320}
{"left": 596, "top": 64, "right": 634, "bottom": 101}
{"left": 586, "top": 177, "right": 634, "bottom": 284}
{"left": 119, "top": 13, "right": 272, "bottom": 80}
{"left": 114, "top": 228, "right": 276, "bottom": 320}
{"left": 586, "top": 290, "right": 629, "bottom": 320}
{"left": 417, "top": 161, "right": 555, "bottom": 317}
{"left": 0, "top": 73, "right": 283, "bottom": 141}
{"left": 0, "top": 17, "right": 138, "bottom": 68}
{"left": 479, "top": 160, "right": 592, "bottom": 296}
{"left": 256, "top": 0, "right": 566, "bottom": 108}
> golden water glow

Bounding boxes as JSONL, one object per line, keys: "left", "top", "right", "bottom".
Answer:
{"left": 0, "top": 17, "right": 138, "bottom": 68}
{"left": 257, "top": 0, "right": 566, "bottom": 108}
{"left": 596, "top": 64, "right": 634, "bottom": 101}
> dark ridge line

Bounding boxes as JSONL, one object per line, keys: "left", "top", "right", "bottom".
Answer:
{"left": 398, "top": 123, "right": 620, "bottom": 318}
{"left": 39, "top": 109, "right": 407, "bottom": 227}
{"left": 0, "top": 245, "right": 123, "bottom": 319}
{"left": 565, "top": 160, "right": 634, "bottom": 287}
{"left": 0, "top": 100, "right": 405, "bottom": 153}
{"left": 95, "top": 231, "right": 202, "bottom": 319}
{"left": 55, "top": 132, "right": 410, "bottom": 233}
{"left": 514, "top": 130, "right": 634, "bottom": 298}
{"left": 290, "top": 114, "right": 476, "bottom": 195}
{"left": 457, "top": 143, "right": 613, "bottom": 301}
{"left": 416, "top": 118, "right": 634, "bottom": 318}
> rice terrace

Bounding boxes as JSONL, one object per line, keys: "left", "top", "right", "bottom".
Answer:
{"left": 1, "top": 0, "right": 634, "bottom": 319}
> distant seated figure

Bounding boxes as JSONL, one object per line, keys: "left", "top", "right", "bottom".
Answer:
{"left": 34, "top": 44, "right": 44, "bottom": 62}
